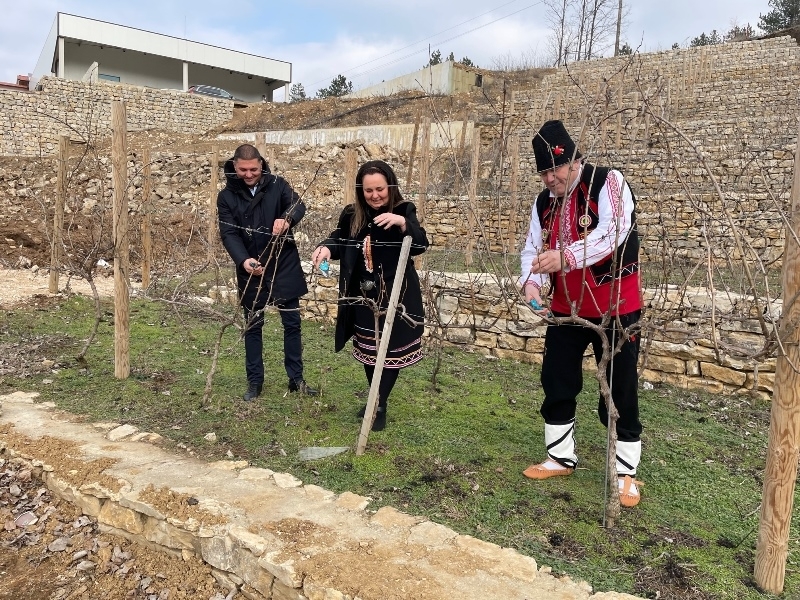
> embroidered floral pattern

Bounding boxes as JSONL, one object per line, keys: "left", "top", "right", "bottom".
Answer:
{"left": 553, "top": 145, "right": 564, "bottom": 156}
{"left": 362, "top": 235, "right": 373, "bottom": 273}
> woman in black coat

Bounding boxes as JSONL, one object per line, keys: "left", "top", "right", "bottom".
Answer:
{"left": 312, "top": 160, "right": 429, "bottom": 430}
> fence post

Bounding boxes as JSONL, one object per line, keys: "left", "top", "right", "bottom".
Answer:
{"left": 507, "top": 135, "right": 520, "bottom": 254}
{"left": 405, "top": 110, "right": 421, "bottom": 189}
{"left": 112, "top": 101, "right": 130, "bottom": 380}
{"left": 453, "top": 113, "right": 469, "bottom": 196}
{"left": 343, "top": 148, "right": 357, "bottom": 206}
{"left": 418, "top": 115, "right": 431, "bottom": 222}
{"left": 465, "top": 127, "right": 481, "bottom": 266}
{"left": 208, "top": 145, "right": 219, "bottom": 262}
{"left": 49, "top": 135, "right": 68, "bottom": 293}
{"left": 754, "top": 120, "right": 800, "bottom": 594}
{"left": 255, "top": 132, "right": 267, "bottom": 158}
{"left": 141, "top": 147, "right": 152, "bottom": 289}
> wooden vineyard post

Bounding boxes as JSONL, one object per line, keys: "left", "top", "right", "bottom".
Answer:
{"left": 141, "top": 147, "right": 152, "bottom": 289}
{"left": 452, "top": 114, "right": 469, "bottom": 196}
{"left": 112, "top": 101, "right": 130, "bottom": 379}
{"left": 405, "top": 110, "right": 421, "bottom": 189}
{"left": 208, "top": 145, "right": 220, "bottom": 262}
{"left": 356, "top": 236, "right": 413, "bottom": 456}
{"left": 255, "top": 132, "right": 267, "bottom": 159}
{"left": 49, "top": 135, "right": 68, "bottom": 293}
{"left": 465, "top": 127, "right": 481, "bottom": 266}
{"left": 507, "top": 135, "right": 520, "bottom": 254}
{"left": 343, "top": 148, "right": 357, "bottom": 206}
{"left": 417, "top": 116, "right": 431, "bottom": 219}
{"left": 754, "top": 120, "right": 800, "bottom": 594}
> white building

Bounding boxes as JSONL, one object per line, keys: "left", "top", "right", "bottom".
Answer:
{"left": 32, "top": 13, "right": 292, "bottom": 103}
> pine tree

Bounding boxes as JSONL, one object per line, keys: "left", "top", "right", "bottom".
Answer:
{"left": 289, "top": 83, "right": 306, "bottom": 103}
{"left": 758, "top": 0, "right": 800, "bottom": 33}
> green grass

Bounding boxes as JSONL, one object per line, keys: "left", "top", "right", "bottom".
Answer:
{"left": 1, "top": 295, "right": 798, "bottom": 600}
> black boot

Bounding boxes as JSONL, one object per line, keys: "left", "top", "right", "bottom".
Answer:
{"left": 288, "top": 380, "right": 319, "bottom": 396}
{"left": 372, "top": 406, "right": 387, "bottom": 431}
{"left": 243, "top": 383, "right": 262, "bottom": 402}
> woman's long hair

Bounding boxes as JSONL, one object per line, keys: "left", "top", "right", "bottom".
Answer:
{"left": 350, "top": 160, "right": 405, "bottom": 237}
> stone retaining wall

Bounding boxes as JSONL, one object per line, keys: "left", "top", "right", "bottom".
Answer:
{"left": 285, "top": 269, "right": 778, "bottom": 400}
{"left": 0, "top": 77, "right": 231, "bottom": 157}
{"left": 512, "top": 36, "right": 800, "bottom": 267}
{"left": 1, "top": 391, "right": 634, "bottom": 600}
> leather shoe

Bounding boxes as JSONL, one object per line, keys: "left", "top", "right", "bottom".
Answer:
{"left": 619, "top": 475, "right": 643, "bottom": 508}
{"left": 288, "top": 380, "right": 319, "bottom": 396}
{"left": 243, "top": 383, "right": 262, "bottom": 402}
{"left": 523, "top": 459, "right": 574, "bottom": 480}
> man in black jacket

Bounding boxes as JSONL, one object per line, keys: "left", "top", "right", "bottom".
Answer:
{"left": 217, "top": 144, "right": 317, "bottom": 401}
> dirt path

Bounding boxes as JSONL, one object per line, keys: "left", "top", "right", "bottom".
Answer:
{"left": 0, "top": 269, "right": 115, "bottom": 310}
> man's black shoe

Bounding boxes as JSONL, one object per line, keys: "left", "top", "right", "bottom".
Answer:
{"left": 243, "top": 383, "right": 262, "bottom": 402}
{"left": 288, "top": 380, "right": 319, "bottom": 396}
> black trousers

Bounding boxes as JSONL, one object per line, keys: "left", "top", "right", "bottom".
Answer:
{"left": 243, "top": 297, "right": 303, "bottom": 386}
{"left": 540, "top": 310, "right": 642, "bottom": 442}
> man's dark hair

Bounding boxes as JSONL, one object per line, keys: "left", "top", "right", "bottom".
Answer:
{"left": 233, "top": 144, "right": 262, "bottom": 161}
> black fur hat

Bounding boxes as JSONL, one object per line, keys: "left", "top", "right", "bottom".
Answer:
{"left": 532, "top": 120, "right": 581, "bottom": 172}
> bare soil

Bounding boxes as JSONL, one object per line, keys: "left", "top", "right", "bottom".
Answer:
{"left": 0, "top": 456, "right": 232, "bottom": 600}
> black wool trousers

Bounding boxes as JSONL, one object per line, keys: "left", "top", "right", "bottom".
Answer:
{"left": 540, "top": 310, "right": 642, "bottom": 442}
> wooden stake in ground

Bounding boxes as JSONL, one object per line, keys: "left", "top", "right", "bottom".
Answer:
{"left": 141, "top": 147, "right": 152, "bottom": 289}
{"left": 112, "top": 101, "right": 130, "bottom": 379}
{"left": 754, "top": 120, "right": 800, "bottom": 595}
{"left": 465, "top": 127, "right": 481, "bottom": 266}
{"left": 415, "top": 116, "right": 431, "bottom": 269}
{"left": 452, "top": 113, "right": 469, "bottom": 196}
{"left": 343, "top": 148, "right": 357, "bottom": 206}
{"left": 418, "top": 116, "right": 431, "bottom": 223}
{"left": 507, "top": 135, "right": 520, "bottom": 254}
{"left": 405, "top": 111, "right": 421, "bottom": 189}
{"left": 208, "top": 145, "right": 219, "bottom": 262}
{"left": 255, "top": 132, "right": 267, "bottom": 159}
{"left": 48, "top": 135, "right": 68, "bottom": 293}
{"left": 356, "top": 236, "right": 413, "bottom": 455}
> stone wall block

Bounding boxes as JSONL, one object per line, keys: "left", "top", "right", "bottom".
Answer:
{"left": 258, "top": 550, "right": 304, "bottom": 588}
{"left": 200, "top": 534, "right": 276, "bottom": 596}
{"left": 43, "top": 472, "right": 102, "bottom": 516}
{"left": 700, "top": 362, "right": 748, "bottom": 387}
{"left": 142, "top": 515, "right": 199, "bottom": 551}
{"left": 98, "top": 500, "right": 145, "bottom": 534}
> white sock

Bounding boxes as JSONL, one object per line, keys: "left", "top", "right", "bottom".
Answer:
{"left": 540, "top": 458, "right": 570, "bottom": 470}
{"left": 619, "top": 476, "right": 639, "bottom": 496}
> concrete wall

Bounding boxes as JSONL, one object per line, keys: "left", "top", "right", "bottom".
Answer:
{"left": 0, "top": 77, "right": 231, "bottom": 156}
{"left": 31, "top": 13, "right": 291, "bottom": 103}
{"left": 64, "top": 42, "right": 183, "bottom": 90}
{"left": 349, "top": 61, "right": 487, "bottom": 98}
{"left": 220, "top": 120, "right": 475, "bottom": 152}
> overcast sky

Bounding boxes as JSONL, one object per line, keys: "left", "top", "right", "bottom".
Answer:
{"left": 1, "top": 0, "right": 768, "bottom": 99}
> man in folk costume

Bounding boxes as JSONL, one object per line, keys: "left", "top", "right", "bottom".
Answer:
{"left": 519, "top": 120, "right": 644, "bottom": 507}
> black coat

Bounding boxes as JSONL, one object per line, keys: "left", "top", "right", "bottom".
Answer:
{"left": 217, "top": 157, "right": 308, "bottom": 307}
{"left": 319, "top": 202, "right": 429, "bottom": 352}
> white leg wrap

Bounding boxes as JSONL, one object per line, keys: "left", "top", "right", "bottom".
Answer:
{"left": 545, "top": 421, "right": 577, "bottom": 469}
{"left": 616, "top": 440, "right": 641, "bottom": 476}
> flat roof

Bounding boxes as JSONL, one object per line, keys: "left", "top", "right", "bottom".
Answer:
{"left": 57, "top": 13, "right": 291, "bottom": 82}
